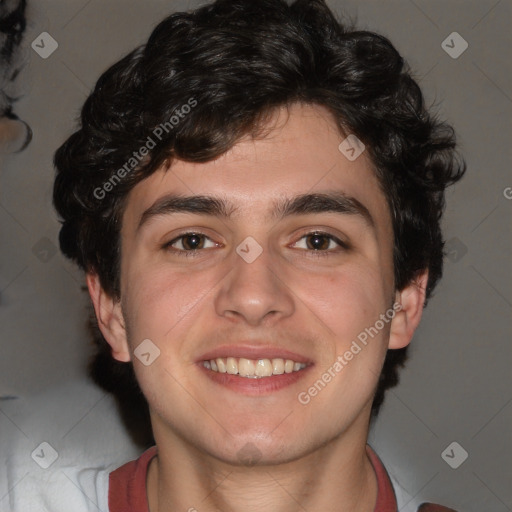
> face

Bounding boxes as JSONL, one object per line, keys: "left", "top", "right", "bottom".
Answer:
{"left": 103, "top": 103, "right": 405, "bottom": 464}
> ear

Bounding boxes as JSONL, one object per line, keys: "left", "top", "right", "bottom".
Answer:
{"left": 388, "top": 270, "right": 429, "bottom": 350}
{"left": 86, "top": 272, "right": 131, "bottom": 362}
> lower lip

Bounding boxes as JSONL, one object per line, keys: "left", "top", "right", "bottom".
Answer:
{"left": 197, "top": 363, "right": 314, "bottom": 396}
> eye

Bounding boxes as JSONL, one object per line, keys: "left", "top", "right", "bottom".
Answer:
{"left": 162, "top": 230, "right": 347, "bottom": 258}
{"left": 164, "top": 232, "right": 218, "bottom": 255}
{"left": 291, "top": 231, "right": 348, "bottom": 256}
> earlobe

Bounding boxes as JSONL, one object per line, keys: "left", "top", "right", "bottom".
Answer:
{"left": 86, "top": 272, "right": 131, "bottom": 362}
{"left": 388, "top": 270, "right": 429, "bottom": 350}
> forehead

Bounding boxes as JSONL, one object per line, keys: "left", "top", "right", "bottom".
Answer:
{"left": 122, "top": 103, "right": 391, "bottom": 235}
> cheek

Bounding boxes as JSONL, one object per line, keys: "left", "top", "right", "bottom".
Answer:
{"left": 299, "top": 261, "right": 390, "bottom": 341}
{"left": 121, "top": 266, "right": 207, "bottom": 404}
{"left": 295, "top": 259, "right": 392, "bottom": 407}
{"left": 122, "top": 263, "right": 205, "bottom": 345}
{"left": 293, "top": 263, "right": 392, "bottom": 424}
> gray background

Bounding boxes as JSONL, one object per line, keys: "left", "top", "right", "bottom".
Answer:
{"left": 0, "top": 1, "right": 511, "bottom": 511}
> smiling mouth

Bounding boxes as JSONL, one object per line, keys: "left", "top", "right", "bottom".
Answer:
{"left": 203, "top": 357, "right": 308, "bottom": 378}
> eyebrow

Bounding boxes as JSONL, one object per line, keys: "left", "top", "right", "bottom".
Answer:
{"left": 136, "top": 191, "right": 375, "bottom": 233}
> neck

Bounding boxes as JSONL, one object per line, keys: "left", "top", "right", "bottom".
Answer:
{"left": 147, "top": 419, "right": 378, "bottom": 512}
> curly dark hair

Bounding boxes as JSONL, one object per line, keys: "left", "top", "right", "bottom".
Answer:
{"left": 53, "top": 0, "right": 465, "bottom": 447}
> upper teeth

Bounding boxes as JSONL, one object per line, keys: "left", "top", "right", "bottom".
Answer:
{"left": 203, "top": 357, "right": 307, "bottom": 378}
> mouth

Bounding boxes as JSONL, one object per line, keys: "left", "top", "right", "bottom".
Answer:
{"left": 196, "top": 345, "right": 314, "bottom": 395}
{"left": 202, "top": 356, "right": 308, "bottom": 378}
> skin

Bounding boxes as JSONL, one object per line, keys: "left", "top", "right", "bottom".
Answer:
{"left": 87, "top": 102, "right": 427, "bottom": 512}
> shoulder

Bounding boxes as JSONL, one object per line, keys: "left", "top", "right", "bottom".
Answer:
{"left": 3, "top": 462, "right": 112, "bottom": 512}
{"left": 0, "top": 379, "right": 141, "bottom": 512}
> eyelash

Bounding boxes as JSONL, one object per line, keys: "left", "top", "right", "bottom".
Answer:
{"left": 163, "top": 231, "right": 348, "bottom": 258}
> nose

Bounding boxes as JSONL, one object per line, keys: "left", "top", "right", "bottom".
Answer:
{"left": 214, "top": 240, "right": 295, "bottom": 327}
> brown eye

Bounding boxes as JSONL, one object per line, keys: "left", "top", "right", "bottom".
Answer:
{"left": 164, "top": 232, "right": 217, "bottom": 254}
{"left": 305, "top": 233, "right": 332, "bottom": 250}
{"left": 292, "top": 231, "right": 347, "bottom": 254}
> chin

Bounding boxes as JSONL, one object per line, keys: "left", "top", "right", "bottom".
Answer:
{"left": 202, "top": 430, "right": 312, "bottom": 467}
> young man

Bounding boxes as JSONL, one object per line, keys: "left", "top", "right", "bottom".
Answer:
{"left": 53, "top": 0, "right": 465, "bottom": 510}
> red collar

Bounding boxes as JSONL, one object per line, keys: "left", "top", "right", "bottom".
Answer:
{"left": 367, "top": 445, "right": 398, "bottom": 511}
